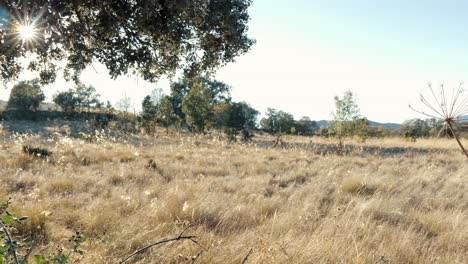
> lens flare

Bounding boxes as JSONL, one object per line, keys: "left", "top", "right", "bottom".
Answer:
{"left": 17, "top": 23, "right": 37, "bottom": 41}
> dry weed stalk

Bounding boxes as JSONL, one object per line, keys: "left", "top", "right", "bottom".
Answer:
{"left": 241, "top": 248, "right": 253, "bottom": 264}
{"left": 409, "top": 83, "right": 468, "bottom": 158}
{"left": 118, "top": 225, "right": 206, "bottom": 264}
{"left": 272, "top": 134, "right": 284, "bottom": 148}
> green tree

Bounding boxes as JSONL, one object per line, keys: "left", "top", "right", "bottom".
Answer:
{"left": 330, "top": 91, "right": 369, "bottom": 150}
{"left": 182, "top": 85, "right": 211, "bottom": 133}
{"left": 260, "top": 108, "right": 295, "bottom": 134}
{"left": 169, "top": 77, "right": 232, "bottom": 122}
{"left": 201, "top": 79, "right": 232, "bottom": 105}
{"left": 294, "top": 116, "right": 318, "bottom": 135}
{"left": 53, "top": 90, "right": 79, "bottom": 112}
{"left": 7, "top": 79, "right": 45, "bottom": 112}
{"left": 157, "top": 95, "right": 181, "bottom": 134}
{"left": 212, "top": 102, "right": 232, "bottom": 129}
{"left": 0, "top": 1, "right": 255, "bottom": 83}
{"left": 74, "top": 84, "right": 101, "bottom": 111}
{"left": 141, "top": 95, "right": 158, "bottom": 134}
{"left": 352, "top": 117, "right": 370, "bottom": 141}
{"left": 331, "top": 91, "right": 363, "bottom": 138}
{"left": 400, "top": 118, "right": 433, "bottom": 138}
{"left": 222, "top": 102, "right": 259, "bottom": 140}
{"left": 169, "top": 81, "right": 192, "bottom": 121}
{"left": 238, "top": 102, "right": 259, "bottom": 130}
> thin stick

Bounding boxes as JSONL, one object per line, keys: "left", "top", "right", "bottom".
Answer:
{"left": 118, "top": 226, "right": 206, "bottom": 264}
{"left": 191, "top": 250, "right": 204, "bottom": 264}
{"left": 241, "top": 248, "right": 253, "bottom": 264}
{"left": 447, "top": 122, "right": 468, "bottom": 158}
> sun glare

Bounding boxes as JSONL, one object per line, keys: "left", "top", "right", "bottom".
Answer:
{"left": 17, "top": 23, "right": 37, "bottom": 41}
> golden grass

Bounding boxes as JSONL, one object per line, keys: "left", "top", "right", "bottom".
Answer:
{"left": 0, "top": 128, "right": 467, "bottom": 263}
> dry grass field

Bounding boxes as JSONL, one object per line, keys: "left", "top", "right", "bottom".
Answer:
{"left": 0, "top": 125, "right": 467, "bottom": 263}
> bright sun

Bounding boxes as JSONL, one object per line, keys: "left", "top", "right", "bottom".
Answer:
{"left": 17, "top": 23, "right": 37, "bottom": 41}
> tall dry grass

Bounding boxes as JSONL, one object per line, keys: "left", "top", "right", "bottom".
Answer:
{"left": 0, "top": 126, "right": 467, "bottom": 263}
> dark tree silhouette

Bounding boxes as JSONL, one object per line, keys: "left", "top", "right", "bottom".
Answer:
{"left": 0, "top": 0, "right": 254, "bottom": 83}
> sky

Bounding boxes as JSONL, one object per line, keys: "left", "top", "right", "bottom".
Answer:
{"left": 3, "top": 0, "right": 468, "bottom": 123}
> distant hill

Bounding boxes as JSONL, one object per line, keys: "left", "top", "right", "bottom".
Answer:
{"left": 458, "top": 115, "right": 468, "bottom": 122}
{"left": 368, "top": 121, "right": 401, "bottom": 130}
{"left": 0, "top": 100, "right": 6, "bottom": 111}
{"left": 316, "top": 119, "right": 400, "bottom": 130}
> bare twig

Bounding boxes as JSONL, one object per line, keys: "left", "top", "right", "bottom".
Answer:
{"left": 23, "top": 242, "right": 36, "bottom": 262}
{"left": 241, "top": 248, "right": 253, "bottom": 264}
{"left": 272, "top": 134, "right": 283, "bottom": 148}
{"left": 117, "top": 226, "right": 206, "bottom": 264}
{"left": 191, "top": 250, "right": 204, "bottom": 264}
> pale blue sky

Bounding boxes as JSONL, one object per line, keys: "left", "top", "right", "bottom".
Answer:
{"left": 3, "top": 0, "right": 468, "bottom": 122}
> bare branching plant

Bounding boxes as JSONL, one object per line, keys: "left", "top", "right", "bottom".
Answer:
{"left": 409, "top": 83, "right": 468, "bottom": 158}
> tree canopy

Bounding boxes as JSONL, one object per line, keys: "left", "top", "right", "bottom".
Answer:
{"left": 260, "top": 108, "right": 296, "bottom": 134}
{"left": 182, "top": 84, "right": 212, "bottom": 133}
{"left": 169, "top": 77, "right": 232, "bottom": 121}
{"left": 7, "top": 79, "right": 45, "bottom": 111}
{"left": 331, "top": 90, "right": 369, "bottom": 140}
{"left": 0, "top": 0, "right": 254, "bottom": 83}
{"left": 53, "top": 90, "right": 79, "bottom": 112}
{"left": 157, "top": 95, "right": 181, "bottom": 133}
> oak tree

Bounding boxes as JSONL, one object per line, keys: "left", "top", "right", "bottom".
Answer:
{"left": 7, "top": 79, "right": 45, "bottom": 112}
{"left": 0, "top": 0, "right": 254, "bottom": 83}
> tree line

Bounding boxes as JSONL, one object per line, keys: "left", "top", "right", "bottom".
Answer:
{"left": 3, "top": 80, "right": 466, "bottom": 140}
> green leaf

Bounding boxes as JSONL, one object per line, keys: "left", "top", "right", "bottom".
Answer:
{"left": 1, "top": 215, "right": 14, "bottom": 226}
{"left": 33, "top": 254, "right": 49, "bottom": 264}
{"left": 53, "top": 254, "right": 68, "bottom": 264}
